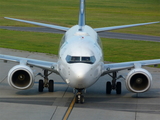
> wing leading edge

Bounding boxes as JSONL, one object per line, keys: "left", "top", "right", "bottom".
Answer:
{"left": 102, "top": 59, "right": 160, "bottom": 75}
{"left": 0, "top": 54, "right": 58, "bottom": 74}
{"left": 4, "top": 17, "right": 69, "bottom": 32}
{"left": 94, "top": 21, "right": 160, "bottom": 32}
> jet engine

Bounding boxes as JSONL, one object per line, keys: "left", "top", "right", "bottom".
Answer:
{"left": 8, "top": 65, "right": 35, "bottom": 90}
{"left": 125, "top": 68, "right": 152, "bottom": 93}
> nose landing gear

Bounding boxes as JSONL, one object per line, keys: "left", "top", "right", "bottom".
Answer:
{"left": 75, "top": 89, "right": 85, "bottom": 104}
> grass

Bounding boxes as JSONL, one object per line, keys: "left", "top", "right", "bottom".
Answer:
{"left": 102, "top": 38, "right": 160, "bottom": 62}
{"left": 1, "top": 29, "right": 160, "bottom": 63}
{"left": 0, "top": 0, "right": 159, "bottom": 36}
{"left": 0, "top": 0, "right": 160, "bottom": 62}
{"left": 0, "top": 29, "right": 62, "bottom": 54}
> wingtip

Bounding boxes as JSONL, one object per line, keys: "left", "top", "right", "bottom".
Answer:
{"left": 4, "top": 17, "right": 15, "bottom": 20}
{"left": 4, "top": 17, "right": 10, "bottom": 19}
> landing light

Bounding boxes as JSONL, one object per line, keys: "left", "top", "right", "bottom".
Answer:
{"left": 66, "top": 79, "right": 70, "bottom": 84}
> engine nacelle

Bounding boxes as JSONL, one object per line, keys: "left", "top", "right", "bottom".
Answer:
{"left": 8, "top": 65, "right": 35, "bottom": 90}
{"left": 125, "top": 68, "right": 152, "bottom": 93}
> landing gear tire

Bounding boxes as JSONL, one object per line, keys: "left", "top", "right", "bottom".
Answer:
{"left": 80, "top": 95, "right": 85, "bottom": 104}
{"left": 48, "top": 80, "right": 54, "bottom": 92}
{"left": 116, "top": 82, "right": 121, "bottom": 94}
{"left": 75, "top": 94, "right": 85, "bottom": 104}
{"left": 106, "top": 81, "right": 112, "bottom": 94}
{"left": 39, "top": 79, "right": 44, "bottom": 92}
{"left": 75, "top": 95, "right": 79, "bottom": 103}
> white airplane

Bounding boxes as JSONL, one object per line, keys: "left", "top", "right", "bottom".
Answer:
{"left": 0, "top": 0, "right": 160, "bottom": 103}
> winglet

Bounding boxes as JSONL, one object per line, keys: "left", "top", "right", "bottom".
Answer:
{"left": 78, "top": 0, "right": 86, "bottom": 31}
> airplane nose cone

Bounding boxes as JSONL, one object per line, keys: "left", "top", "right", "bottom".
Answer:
{"left": 69, "top": 64, "right": 92, "bottom": 88}
{"left": 76, "top": 69, "right": 87, "bottom": 80}
{"left": 73, "top": 67, "right": 89, "bottom": 80}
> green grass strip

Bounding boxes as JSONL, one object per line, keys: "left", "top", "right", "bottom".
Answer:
{"left": 1, "top": 29, "right": 160, "bottom": 63}
{"left": 0, "top": 0, "right": 159, "bottom": 36}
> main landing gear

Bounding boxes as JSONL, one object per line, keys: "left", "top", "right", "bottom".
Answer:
{"left": 75, "top": 89, "right": 85, "bottom": 104}
{"left": 106, "top": 72, "right": 122, "bottom": 95}
{"left": 38, "top": 70, "right": 54, "bottom": 92}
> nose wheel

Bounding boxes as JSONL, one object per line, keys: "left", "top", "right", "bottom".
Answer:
{"left": 75, "top": 89, "right": 85, "bottom": 104}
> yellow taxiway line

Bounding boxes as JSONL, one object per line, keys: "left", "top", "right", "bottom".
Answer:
{"left": 63, "top": 97, "right": 75, "bottom": 120}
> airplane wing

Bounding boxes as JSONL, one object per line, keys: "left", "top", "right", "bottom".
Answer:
{"left": 4, "top": 17, "right": 69, "bottom": 31}
{"left": 0, "top": 54, "right": 58, "bottom": 74}
{"left": 94, "top": 21, "right": 160, "bottom": 32}
{"left": 5, "top": 17, "right": 159, "bottom": 33}
{"left": 102, "top": 59, "right": 160, "bottom": 75}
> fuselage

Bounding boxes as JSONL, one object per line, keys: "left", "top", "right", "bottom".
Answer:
{"left": 57, "top": 25, "right": 104, "bottom": 89}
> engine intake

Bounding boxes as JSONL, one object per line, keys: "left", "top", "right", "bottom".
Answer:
{"left": 8, "top": 65, "right": 35, "bottom": 90}
{"left": 126, "top": 68, "right": 152, "bottom": 93}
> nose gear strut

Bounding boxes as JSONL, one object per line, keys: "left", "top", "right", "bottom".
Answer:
{"left": 75, "top": 89, "right": 85, "bottom": 104}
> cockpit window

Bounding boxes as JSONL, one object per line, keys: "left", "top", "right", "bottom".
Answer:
{"left": 66, "top": 55, "right": 96, "bottom": 64}
{"left": 71, "top": 56, "right": 80, "bottom": 61}
{"left": 82, "top": 57, "right": 90, "bottom": 62}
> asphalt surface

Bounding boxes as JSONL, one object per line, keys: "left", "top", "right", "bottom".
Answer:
{"left": 1, "top": 48, "right": 160, "bottom": 120}
{"left": 0, "top": 26, "right": 160, "bottom": 42}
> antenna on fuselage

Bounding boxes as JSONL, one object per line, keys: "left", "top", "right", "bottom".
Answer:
{"left": 78, "top": 0, "right": 86, "bottom": 31}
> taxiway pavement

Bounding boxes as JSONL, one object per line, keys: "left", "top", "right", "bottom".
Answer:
{"left": 1, "top": 48, "right": 160, "bottom": 120}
